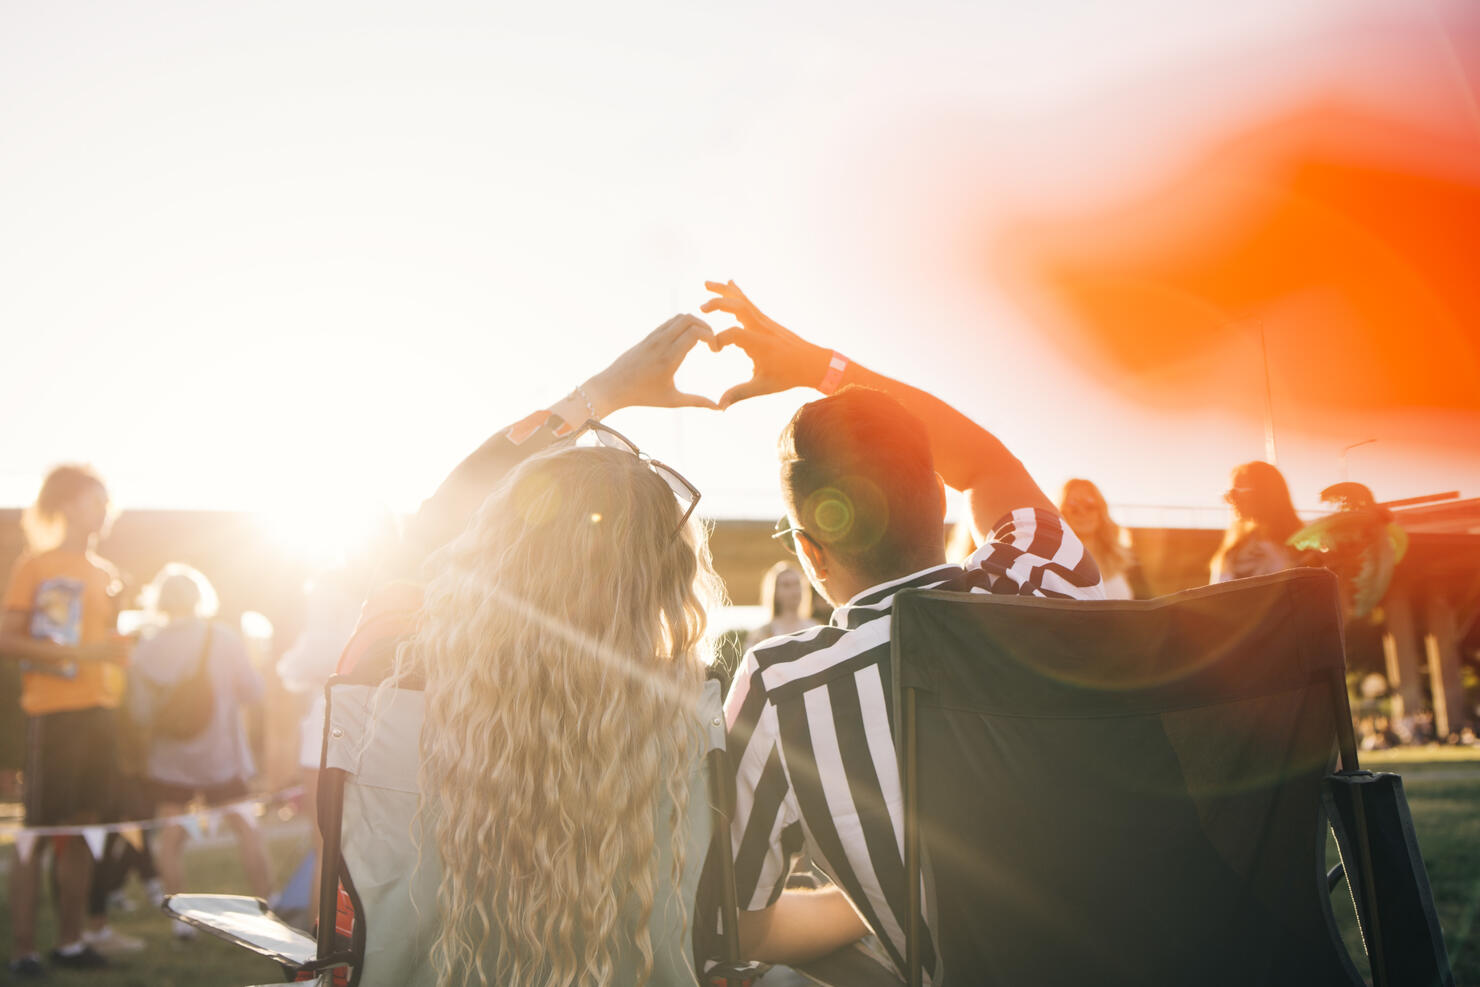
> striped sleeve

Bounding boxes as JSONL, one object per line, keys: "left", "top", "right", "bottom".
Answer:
{"left": 967, "top": 507, "right": 1105, "bottom": 599}
{"left": 724, "top": 648, "right": 805, "bottom": 911}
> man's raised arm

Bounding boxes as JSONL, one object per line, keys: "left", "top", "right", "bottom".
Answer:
{"left": 701, "top": 280, "right": 1055, "bottom": 538}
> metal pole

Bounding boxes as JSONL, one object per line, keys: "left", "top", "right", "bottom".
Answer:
{"left": 1329, "top": 667, "right": 1389, "bottom": 986}
{"left": 1259, "top": 323, "right": 1279, "bottom": 466}
{"left": 1340, "top": 439, "right": 1376, "bottom": 482}
{"left": 708, "top": 746, "right": 743, "bottom": 967}
{"left": 905, "top": 689, "right": 922, "bottom": 987}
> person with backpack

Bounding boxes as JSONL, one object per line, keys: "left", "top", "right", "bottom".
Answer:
{"left": 129, "top": 563, "right": 271, "bottom": 937}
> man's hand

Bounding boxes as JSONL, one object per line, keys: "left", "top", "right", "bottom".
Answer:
{"left": 583, "top": 314, "right": 720, "bottom": 416}
{"left": 702, "top": 281, "right": 832, "bottom": 409}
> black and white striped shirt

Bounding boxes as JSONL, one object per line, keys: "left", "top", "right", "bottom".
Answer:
{"left": 724, "top": 508, "right": 1104, "bottom": 979}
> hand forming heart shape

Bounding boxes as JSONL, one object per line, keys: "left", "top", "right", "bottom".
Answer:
{"left": 674, "top": 338, "right": 757, "bottom": 410}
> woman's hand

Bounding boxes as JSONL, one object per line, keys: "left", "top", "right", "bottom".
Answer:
{"left": 701, "top": 280, "right": 831, "bottom": 409}
{"left": 583, "top": 314, "right": 721, "bottom": 416}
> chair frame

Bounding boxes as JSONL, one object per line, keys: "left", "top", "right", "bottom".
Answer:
{"left": 309, "top": 675, "right": 764, "bottom": 986}
{"left": 167, "top": 673, "right": 764, "bottom": 986}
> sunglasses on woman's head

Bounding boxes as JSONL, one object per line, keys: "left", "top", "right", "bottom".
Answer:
{"left": 572, "top": 420, "right": 701, "bottom": 537}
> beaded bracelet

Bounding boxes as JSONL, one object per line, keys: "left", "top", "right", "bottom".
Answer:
{"left": 573, "top": 383, "right": 597, "bottom": 420}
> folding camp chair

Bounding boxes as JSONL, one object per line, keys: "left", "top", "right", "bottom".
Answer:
{"left": 167, "top": 675, "right": 768, "bottom": 986}
{"left": 164, "top": 676, "right": 422, "bottom": 986}
{"left": 888, "top": 567, "right": 1453, "bottom": 987}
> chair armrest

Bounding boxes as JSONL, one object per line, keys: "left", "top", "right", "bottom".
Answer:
{"left": 161, "top": 893, "right": 320, "bottom": 969}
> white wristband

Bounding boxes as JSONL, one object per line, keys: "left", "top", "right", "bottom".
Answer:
{"left": 572, "top": 384, "right": 597, "bottom": 421}
{"left": 818, "top": 351, "right": 849, "bottom": 395}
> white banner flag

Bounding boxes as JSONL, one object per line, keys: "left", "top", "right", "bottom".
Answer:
{"left": 227, "top": 803, "right": 258, "bottom": 828}
{"left": 80, "top": 827, "right": 107, "bottom": 860}
{"left": 119, "top": 826, "right": 146, "bottom": 853}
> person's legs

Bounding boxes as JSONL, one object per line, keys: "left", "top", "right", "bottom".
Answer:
{"left": 223, "top": 809, "right": 273, "bottom": 901}
{"left": 12, "top": 714, "right": 48, "bottom": 963}
{"left": 73, "top": 708, "right": 127, "bottom": 941}
{"left": 9, "top": 843, "right": 42, "bottom": 958}
{"left": 111, "top": 778, "right": 160, "bottom": 895}
{"left": 134, "top": 829, "right": 159, "bottom": 884}
{"left": 201, "top": 779, "right": 272, "bottom": 901}
{"left": 153, "top": 807, "right": 190, "bottom": 894}
{"left": 15, "top": 709, "right": 112, "bottom": 968}
{"left": 88, "top": 832, "right": 125, "bottom": 918}
{"left": 81, "top": 832, "right": 147, "bottom": 955}
{"left": 54, "top": 835, "right": 92, "bottom": 948}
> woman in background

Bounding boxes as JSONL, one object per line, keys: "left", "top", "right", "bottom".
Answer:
{"left": 0, "top": 465, "right": 136, "bottom": 973}
{"left": 129, "top": 564, "right": 271, "bottom": 937}
{"left": 1059, "top": 479, "right": 1145, "bottom": 600}
{"left": 745, "top": 561, "right": 819, "bottom": 649}
{"left": 1210, "top": 461, "right": 1303, "bottom": 583}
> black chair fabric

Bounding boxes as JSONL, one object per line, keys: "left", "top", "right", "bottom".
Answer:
{"left": 891, "top": 568, "right": 1366, "bottom": 986}
{"left": 1325, "top": 771, "right": 1455, "bottom": 987}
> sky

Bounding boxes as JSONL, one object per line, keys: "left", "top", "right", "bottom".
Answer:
{"left": 4, "top": 0, "right": 1478, "bottom": 555}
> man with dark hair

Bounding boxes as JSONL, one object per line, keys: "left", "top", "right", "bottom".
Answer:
{"left": 702, "top": 280, "right": 1105, "bottom": 982}
{"left": 778, "top": 386, "right": 946, "bottom": 582}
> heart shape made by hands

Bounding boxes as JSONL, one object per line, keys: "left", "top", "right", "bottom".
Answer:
{"left": 674, "top": 338, "right": 756, "bottom": 408}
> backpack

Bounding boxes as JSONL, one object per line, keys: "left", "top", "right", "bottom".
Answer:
{"left": 153, "top": 624, "right": 216, "bottom": 741}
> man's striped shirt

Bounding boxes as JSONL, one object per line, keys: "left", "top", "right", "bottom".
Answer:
{"left": 723, "top": 508, "right": 1105, "bottom": 980}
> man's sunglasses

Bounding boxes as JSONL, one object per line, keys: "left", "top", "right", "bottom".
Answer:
{"left": 771, "top": 515, "right": 818, "bottom": 557}
{"left": 572, "top": 420, "right": 701, "bottom": 537}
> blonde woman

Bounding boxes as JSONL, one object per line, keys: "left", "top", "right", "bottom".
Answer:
{"left": 405, "top": 431, "right": 722, "bottom": 987}
{"left": 1059, "top": 479, "right": 1143, "bottom": 600}
{"left": 337, "top": 313, "right": 727, "bottom": 987}
{"left": 745, "top": 561, "right": 818, "bottom": 649}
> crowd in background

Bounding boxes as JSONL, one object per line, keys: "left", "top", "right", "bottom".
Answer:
{"left": 1, "top": 283, "right": 1475, "bottom": 983}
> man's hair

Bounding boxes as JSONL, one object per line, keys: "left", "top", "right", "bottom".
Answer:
{"left": 778, "top": 386, "right": 944, "bottom": 580}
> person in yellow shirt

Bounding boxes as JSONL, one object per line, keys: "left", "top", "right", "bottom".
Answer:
{"left": 0, "top": 465, "right": 133, "bottom": 977}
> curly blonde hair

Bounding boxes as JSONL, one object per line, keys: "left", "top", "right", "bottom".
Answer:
{"left": 404, "top": 444, "right": 721, "bottom": 987}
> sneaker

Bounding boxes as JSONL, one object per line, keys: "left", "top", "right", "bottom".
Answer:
{"left": 81, "top": 926, "right": 146, "bottom": 956}
{"left": 105, "top": 888, "right": 138, "bottom": 913}
{"left": 49, "top": 944, "right": 108, "bottom": 969}
{"left": 171, "top": 919, "right": 197, "bottom": 941}
{"left": 146, "top": 878, "right": 166, "bottom": 908}
{"left": 7, "top": 955, "right": 46, "bottom": 978}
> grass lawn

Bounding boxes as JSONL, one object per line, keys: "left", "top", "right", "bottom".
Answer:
{"left": 1, "top": 819, "right": 311, "bottom": 986}
{"left": 3, "top": 752, "right": 1477, "bottom": 985}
